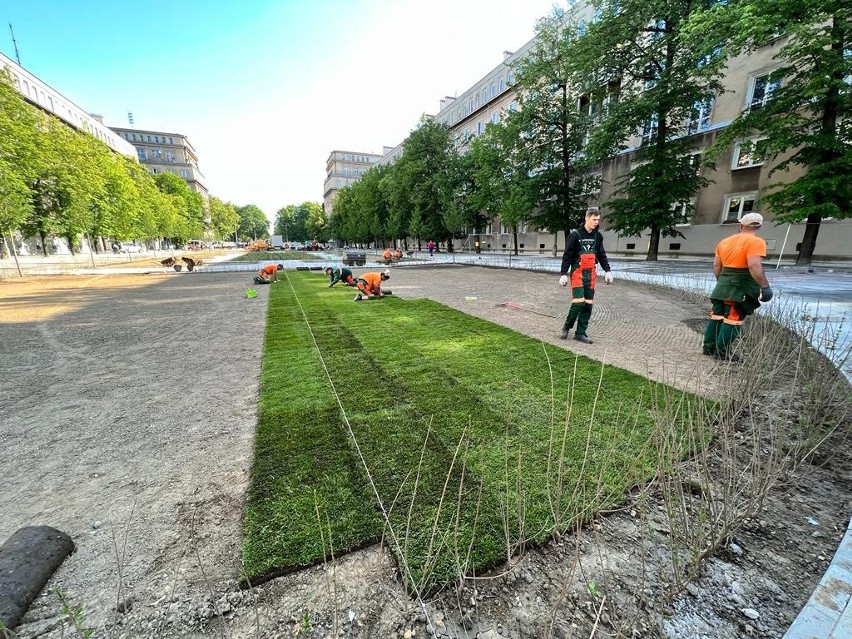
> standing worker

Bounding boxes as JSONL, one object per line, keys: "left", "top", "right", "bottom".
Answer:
{"left": 703, "top": 212, "right": 773, "bottom": 360}
{"left": 325, "top": 265, "right": 355, "bottom": 287}
{"left": 558, "top": 207, "right": 613, "bottom": 344}
{"left": 255, "top": 263, "right": 283, "bottom": 284}
{"left": 354, "top": 270, "right": 390, "bottom": 300}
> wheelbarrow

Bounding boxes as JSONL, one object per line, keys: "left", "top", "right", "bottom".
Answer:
{"left": 182, "top": 257, "right": 203, "bottom": 272}
{"left": 160, "top": 257, "right": 183, "bottom": 271}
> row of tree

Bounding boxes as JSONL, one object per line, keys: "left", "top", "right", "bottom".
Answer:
{"left": 329, "top": 0, "right": 849, "bottom": 263}
{"left": 0, "top": 69, "right": 276, "bottom": 254}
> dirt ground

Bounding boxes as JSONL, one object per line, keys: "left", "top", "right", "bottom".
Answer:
{"left": 0, "top": 265, "right": 849, "bottom": 639}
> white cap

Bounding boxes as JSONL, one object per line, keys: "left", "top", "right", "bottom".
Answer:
{"left": 383, "top": 269, "right": 390, "bottom": 277}
{"left": 740, "top": 213, "right": 763, "bottom": 226}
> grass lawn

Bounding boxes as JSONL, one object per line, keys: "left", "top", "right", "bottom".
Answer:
{"left": 242, "top": 271, "right": 706, "bottom": 593}
{"left": 231, "top": 250, "right": 323, "bottom": 261}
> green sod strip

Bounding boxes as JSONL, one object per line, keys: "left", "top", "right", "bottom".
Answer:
{"left": 337, "top": 299, "right": 668, "bottom": 516}
{"left": 242, "top": 283, "right": 382, "bottom": 579}
{"left": 288, "top": 292, "right": 508, "bottom": 593}
{"left": 244, "top": 272, "right": 703, "bottom": 590}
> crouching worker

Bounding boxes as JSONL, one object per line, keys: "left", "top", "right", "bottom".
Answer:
{"left": 255, "top": 263, "right": 283, "bottom": 284}
{"left": 354, "top": 270, "right": 390, "bottom": 300}
{"left": 325, "top": 265, "right": 355, "bottom": 287}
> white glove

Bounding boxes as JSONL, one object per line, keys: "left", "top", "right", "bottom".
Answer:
{"left": 604, "top": 271, "right": 614, "bottom": 285}
{"left": 559, "top": 275, "right": 568, "bottom": 287}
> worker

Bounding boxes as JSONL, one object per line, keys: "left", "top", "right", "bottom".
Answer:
{"left": 354, "top": 270, "right": 390, "bottom": 300}
{"left": 255, "top": 263, "right": 283, "bottom": 284}
{"left": 383, "top": 247, "right": 393, "bottom": 263}
{"left": 558, "top": 207, "right": 613, "bottom": 344}
{"left": 393, "top": 248, "right": 403, "bottom": 260}
{"left": 325, "top": 265, "right": 355, "bottom": 287}
{"left": 703, "top": 212, "right": 773, "bottom": 360}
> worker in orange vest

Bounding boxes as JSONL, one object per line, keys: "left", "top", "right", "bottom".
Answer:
{"left": 255, "top": 263, "right": 283, "bottom": 284}
{"left": 354, "top": 270, "right": 390, "bottom": 300}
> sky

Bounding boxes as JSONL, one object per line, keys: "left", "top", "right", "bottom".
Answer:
{"left": 2, "top": 0, "right": 561, "bottom": 224}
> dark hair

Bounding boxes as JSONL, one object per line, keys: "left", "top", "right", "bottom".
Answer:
{"left": 276, "top": 264, "right": 284, "bottom": 270}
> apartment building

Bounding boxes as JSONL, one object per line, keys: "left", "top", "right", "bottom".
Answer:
{"left": 324, "top": 150, "right": 382, "bottom": 214}
{"left": 378, "top": 8, "right": 850, "bottom": 260}
{"left": 109, "top": 126, "right": 208, "bottom": 198}
{"left": 0, "top": 51, "right": 136, "bottom": 158}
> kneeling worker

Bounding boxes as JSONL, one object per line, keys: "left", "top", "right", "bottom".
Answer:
{"left": 354, "top": 270, "right": 390, "bottom": 300}
{"left": 325, "top": 265, "right": 355, "bottom": 287}
{"left": 255, "top": 263, "right": 283, "bottom": 284}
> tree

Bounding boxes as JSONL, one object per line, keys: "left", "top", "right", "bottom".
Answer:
{"left": 692, "top": 1, "right": 852, "bottom": 265}
{"left": 0, "top": 71, "right": 42, "bottom": 247}
{"left": 394, "top": 117, "right": 458, "bottom": 248}
{"left": 574, "top": 0, "right": 727, "bottom": 260}
{"left": 303, "top": 202, "right": 329, "bottom": 242}
{"left": 496, "top": 8, "right": 590, "bottom": 254}
{"left": 154, "top": 172, "right": 204, "bottom": 240}
{"left": 237, "top": 204, "right": 269, "bottom": 240}
{"left": 209, "top": 197, "right": 240, "bottom": 241}
{"left": 466, "top": 116, "right": 537, "bottom": 254}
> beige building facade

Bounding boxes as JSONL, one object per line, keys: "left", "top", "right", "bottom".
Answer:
{"left": 324, "top": 150, "right": 383, "bottom": 214}
{"left": 109, "top": 127, "right": 211, "bottom": 243}
{"left": 109, "top": 126, "right": 208, "bottom": 198}
{"left": 377, "top": 8, "right": 850, "bottom": 260}
{"left": 1, "top": 52, "right": 136, "bottom": 158}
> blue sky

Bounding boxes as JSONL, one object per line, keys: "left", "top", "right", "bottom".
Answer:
{"left": 3, "top": 0, "right": 560, "bottom": 222}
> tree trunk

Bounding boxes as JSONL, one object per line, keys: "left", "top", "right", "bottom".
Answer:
{"left": 646, "top": 226, "right": 660, "bottom": 261}
{"left": 796, "top": 213, "right": 821, "bottom": 266}
{"left": 39, "top": 231, "right": 48, "bottom": 257}
{"left": 513, "top": 228, "right": 519, "bottom": 256}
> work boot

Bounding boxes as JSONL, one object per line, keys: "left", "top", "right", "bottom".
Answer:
{"left": 560, "top": 329, "right": 569, "bottom": 339}
{"left": 354, "top": 294, "right": 362, "bottom": 301}
{"left": 574, "top": 333, "right": 593, "bottom": 344}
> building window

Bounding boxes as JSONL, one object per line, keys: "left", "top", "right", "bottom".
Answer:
{"left": 491, "top": 112, "right": 500, "bottom": 125}
{"left": 686, "top": 98, "right": 713, "bottom": 135}
{"left": 641, "top": 114, "right": 659, "bottom": 146}
{"left": 580, "top": 173, "right": 603, "bottom": 195}
{"left": 721, "top": 193, "right": 758, "bottom": 223}
{"left": 731, "top": 138, "right": 768, "bottom": 169}
{"left": 672, "top": 198, "right": 696, "bottom": 226}
{"left": 482, "top": 88, "right": 488, "bottom": 103}
{"left": 747, "top": 71, "right": 781, "bottom": 111}
{"left": 181, "top": 169, "right": 190, "bottom": 178}
{"left": 509, "top": 101, "right": 517, "bottom": 111}
{"left": 577, "top": 19, "right": 587, "bottom": 36}
{"left": 477, "top": 121, "right": 484, "bottom": 135}
{"left": 137, "top": 148, "right": 147, "bottom": 161}
{"left": 507, "top": 70, "right": 514, "bottom": 84}
{"left": 490, "top": 83, "right": 496, "bottom": 98}
{"left": 498, "top": 78, "right": 505, "bottom": 92}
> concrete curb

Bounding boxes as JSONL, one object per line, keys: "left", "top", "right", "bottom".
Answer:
{"left": 783, "top": 516, "right": 852, "bottom": 638}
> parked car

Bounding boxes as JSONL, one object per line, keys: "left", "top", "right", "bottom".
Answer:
{"left": 119, "top": 242, "right": 144, "bottom": 253}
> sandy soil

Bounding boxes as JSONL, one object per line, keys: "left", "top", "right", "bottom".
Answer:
{"left": 0, "top": 265, "right": 849, "bottom": 639}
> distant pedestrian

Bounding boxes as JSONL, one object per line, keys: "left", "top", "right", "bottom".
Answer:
{"left": 558, "top": 207, "right": 613, "bottom": 344}
{"left": 703, "top": 213, "right": 773, "bottom": 361}
{"left": 427, "top": 240, "right": 436, "bottom": 257}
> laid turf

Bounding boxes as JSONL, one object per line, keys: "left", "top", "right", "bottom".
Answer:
{"left": 242, "top": 271, "right": 703, "bottom": 592}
